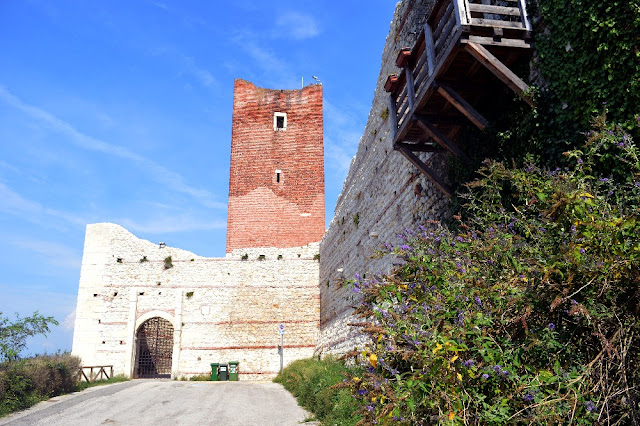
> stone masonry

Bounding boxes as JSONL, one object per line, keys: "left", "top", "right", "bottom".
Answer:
{"left": 72, "top": 223, "right": 319, "bottom": 380}
{"left": 318, "top": 0, "right": 450, "bottom": 356}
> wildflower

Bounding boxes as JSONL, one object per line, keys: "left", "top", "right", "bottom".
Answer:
{"left": 523, "top": 393, "right": 534, "bottom": 402}
{"left": 366, "top": 405, "right": 374, "bottom": 412}
{"left": 580, "top": 247, "right": 586, "bottom": 254}
{"left": 456, "top": 236, "right": 465, "bottom": 242}
{"left": 482, "top": 373, "right": 489, "bottom": 380}
{"left": 585, "top": 401, "right": 596, "bottom": 412}
{"left": 548, "top": 323, "right": 556, "bottom": 331}
{"left": 357, "top": 389, "right": 367, "bottom": 396}
{"left": 463, "top": 359, "right": 474, "bottom": 368}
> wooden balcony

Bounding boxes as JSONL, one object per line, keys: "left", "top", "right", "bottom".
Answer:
{"left": 385, "top": 0, "right": 534, "bottom": 197}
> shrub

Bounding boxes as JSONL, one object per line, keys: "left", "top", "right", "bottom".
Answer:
{"left": 274, "top": 357, "right": 363, "bottom": 425}
{"left": 345, "top": 117, "right": 640, "bottom": 424}
{"left": 0, "top": 353, "right": 82, "bottom": 416}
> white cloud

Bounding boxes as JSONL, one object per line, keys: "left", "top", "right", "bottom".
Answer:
{"left": 8, "top": 237, "right": 82, "bottom": 270}
{"left": 181, "top": 55, "right": 216, "bottom": 87}
{"left": 0, "top": 180, "right": 87, "bottom": 227}
{"left": 0, "top": 86, "right": 225, "bottom": 209}
{"left": 276, "top": 12, "right": 321, "bottom": 40}
{"left": 63, "top": 309, "right": 76, "bottom": 330}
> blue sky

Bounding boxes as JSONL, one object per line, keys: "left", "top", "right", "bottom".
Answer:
{"left": 0, "top": 0, "right": 398, "bottom": 355}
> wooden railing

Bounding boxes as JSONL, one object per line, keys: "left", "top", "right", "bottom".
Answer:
{"left": 387, "top": 0, "right": 531, "bottom": 139}
{"left": 80, "top": 365, "right": 113, "bottom": 382}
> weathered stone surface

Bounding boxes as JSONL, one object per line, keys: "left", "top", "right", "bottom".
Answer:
{"left": 72, "top": 223, "right": 320, "bottom": 380}
{"left": 318, "top": 0, "right": 449, "bottom": 356}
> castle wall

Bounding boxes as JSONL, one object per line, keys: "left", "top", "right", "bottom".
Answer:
{"left": 72, "top": 223, "right": 319, "bottom": 380}
{"left": 227, "top": 80, "right": 325, "bottom": 252}
{"left": 318, "top": 0, "right": 450, "bottom": 355}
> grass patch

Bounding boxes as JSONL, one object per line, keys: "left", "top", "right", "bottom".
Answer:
{"left": 77, "top": 374, "right": 129, "bottom": 391}
{"left": 274, "top": 357, "right": 363, "bottom": 426}
{"left": 188, "top": 374, "right": 211, "bottom": 381}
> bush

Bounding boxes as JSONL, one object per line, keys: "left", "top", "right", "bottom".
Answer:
{"left": 274, "top": 357, "right": 363, "bottom": 425}
{"left": 0, "top": 353, "right": 81, "bottom": 416}
{"left": 345, "top": 117, "right": 640, "bottom": 424}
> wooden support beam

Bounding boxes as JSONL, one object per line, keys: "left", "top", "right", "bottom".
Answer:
{"left": 436, "top": 83, "right": 488, "bottom": 130}
{"left": 405, "top": 66, "right": 416, "bottom": 110}
{"left": 388, "top": 93, "right": 399, "bottom": 140}
{"left": 424, "top": 23, "right": 436, "bottom": 77}
{"left": 465, "top": 42, "right": 535, "bottom": 107}
{"left": 414, "top": 115, "right": 470, "bottom": 162}
{"left": 396, "top": 145, "right": 452, "bottom": 198}
{"left": 396, "top": 141, "right": 442, "bottom": 152}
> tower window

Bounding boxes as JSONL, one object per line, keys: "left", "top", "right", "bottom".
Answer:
{"left": 275, "top": 169, "right": 283, "bottom": 184}
{"left": 274, "top": 112, "right": 287, "bottom": 131}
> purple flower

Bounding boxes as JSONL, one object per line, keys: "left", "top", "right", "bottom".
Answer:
{"left": 357, "top": 389, "right": 367, "bottom": 395}
{"left": 367, "top": 405, "right": 374, "bottom": 412}
{"left": 475, "top": 296, "right": 482, "bottom": 307}
{"left": 482, "top": 373, "right": 489, "bottom": 380}
{"left": 456, "top": 236, "right": 465, "bottom": 242}
{"left": 400, "top": 244, "right": 411, "bottom": 251}
{"left": 580, "top": 247, "right": 586, "bottom": 254}
{"left": 463, "top": 359, "right": 474, "bottom": 368}
{"left": 585, "top": 401, "right": 596, "bottom": 412}
{"left": 523, "top": 393, "right": 534, "bottom": 402}
{"left": 548, "top": 323, "right": 556, "bottom": 331}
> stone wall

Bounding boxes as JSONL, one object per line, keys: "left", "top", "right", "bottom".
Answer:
{"left": 227, "top": 80, "right": 325, "bottom": 253}
{"left": 72, "top": 223, "right": 320, "bottom": 380}
{"left": 318, "top": 0, "right": 450, "bottom": 356}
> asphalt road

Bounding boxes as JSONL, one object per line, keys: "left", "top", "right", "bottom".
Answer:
{"left": 0, "top": 380, "right": 318, "bottom": 426}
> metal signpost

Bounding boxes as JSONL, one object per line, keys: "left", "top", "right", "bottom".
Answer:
{"left": 279, "top": 324, "right": 285, "bottom": 374}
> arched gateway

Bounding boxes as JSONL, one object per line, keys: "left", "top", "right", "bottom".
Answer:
{"left": 134, "top": 317, "right": 174, "bottom": 378}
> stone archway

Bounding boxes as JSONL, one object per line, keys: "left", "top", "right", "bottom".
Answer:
{"left": 134, "top": 317, "right": 174, "bottom": 378}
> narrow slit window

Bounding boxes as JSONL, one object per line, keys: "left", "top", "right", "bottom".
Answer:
{"left": 274, "top": 112, "right": 287, "bottom": 130}
{"left": 275, "top": 169, "right": 282, "bottom": 184}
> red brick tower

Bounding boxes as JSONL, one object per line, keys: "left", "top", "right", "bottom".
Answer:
{"left": 226, "top": 79, "right": 325, "bottom": 252}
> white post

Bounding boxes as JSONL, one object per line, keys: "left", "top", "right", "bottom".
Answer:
{"left": 518, "top": 0, "right": 532, "bottom": 31}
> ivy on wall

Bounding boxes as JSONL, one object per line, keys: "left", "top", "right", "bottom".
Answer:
{"left": 533, "top": 0, "right": 640, "bottom": 149}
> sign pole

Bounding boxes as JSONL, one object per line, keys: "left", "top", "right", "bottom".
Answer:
{"left": 279, "top": 324, "right": 285, "bottom": 374}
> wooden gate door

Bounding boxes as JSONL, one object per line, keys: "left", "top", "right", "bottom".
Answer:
{"left": 134, "top": 317, "right": 174, "bottom": 378}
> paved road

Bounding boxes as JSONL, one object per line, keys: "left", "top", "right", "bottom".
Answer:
{"left": 0, "top": 380, "right": 318, "bottom": 426}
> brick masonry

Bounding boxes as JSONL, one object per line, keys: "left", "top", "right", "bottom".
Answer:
{"left": 227, "top": 80, "right": 325, "bottom": 252}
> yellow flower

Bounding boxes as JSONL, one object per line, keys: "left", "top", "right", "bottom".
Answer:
{"left": 369, "top": 353, "right": 378, "bottom": 368}
{"left": 450, "top": 355, "right": 459, "bottom": 363}
{"left": 432, "top": 343, "right": 443, "bottom": 354}
{"left": 457, "top": 373, "right": 462, "bottom": 381}
{"left": 448, "top": 412, "right": 455, "bottom": 421}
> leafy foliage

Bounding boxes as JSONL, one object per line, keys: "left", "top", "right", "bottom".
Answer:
{"left": 274, "top": 357, "right": 364, "bottom": 425}
{"left": 0, "top": 312, "right": 58, "bottom": 363}
{"left": 345, "top": 118, "right": 639, "bottom": 424}
{"left": 0, "top": 353, "right": 82, "bottom": 416}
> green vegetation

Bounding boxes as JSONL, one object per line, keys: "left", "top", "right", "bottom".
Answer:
{"left": 163, "top": 256, "right": 173, "bottom": 269}
{"left": 77, "top": 374, "right": 129, "bottom": 390}
{"left": 189, "top": 374, "right": 211, "bottom": 381}
{"left": 1, "top": 353, "right": 79, "bottom": 416}
{"left": 274, "top": 357, "right": 364, "bottom": 425}
{"left": 345, "top": 117, "right": 639, "bottom": 424}
{"left": 0, "top": 312, "right": 58, "bottom": 363}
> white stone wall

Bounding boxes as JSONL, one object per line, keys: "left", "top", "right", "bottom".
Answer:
{"left": 318, "top": 0, "right": 450, "bottom": 356}
{"left": 72, "top": 223, "right": 319, "bottom": 380}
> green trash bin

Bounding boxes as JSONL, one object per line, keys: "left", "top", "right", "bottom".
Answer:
{"left": 229, "top": 361, "right": 239, "bottom": 381}
{"left": 218, "top": 363, "right": 229, "bottom": 381}
{"left": 210, "top": 363, "right": 219, "bottom": 381}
